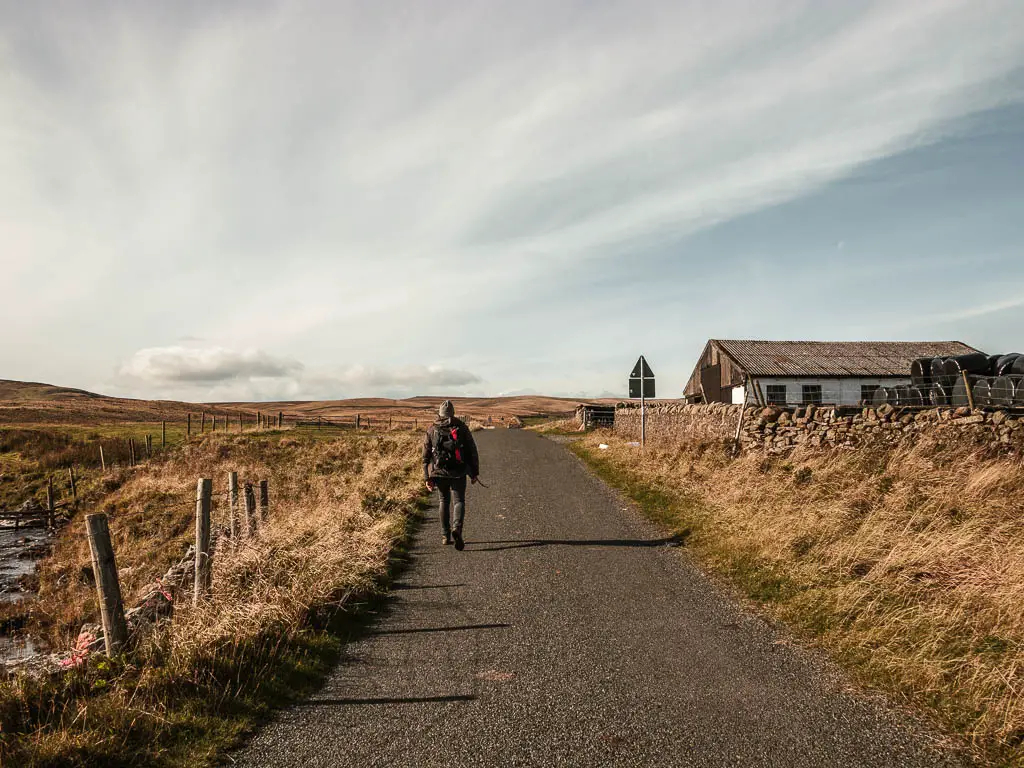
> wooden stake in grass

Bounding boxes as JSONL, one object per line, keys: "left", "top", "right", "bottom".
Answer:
{"left": 99, "top": 443, "right": 106, "bottom": 471}
{"left": 962, "top": 370, "right": 976, "bottom": 410}
{"left": 258, "top": 480, "right": 269, "bottom": 521}
{"left": 162, "top": 420, "right": 166, "bottom": 447}
{"left": 194, "top": 478, "right": 213, "bottom": 604}
{"left": 128, "top": 437, "right": 136, "bottom": 468}
{"left": 228, "top": 471, "right": 239, "bottom": 544}
{"left": 212, "top": 414, "right": 217, "bottom": 432}
{"left": 243, "top": 482, "right": 257, "bottom": 538}
{"left": 46, "top": 477, "right": 55, "bottom": 529}
{"left": 86, "top": 513, "right": 128, "bottom": 655}
{"left": 68, "top": 466, "right": 78, "bottom": 505}
{"left": 187, "top": 413, "right": 192, "bottom": 438}
{"left": 278, "top": 411, "right": 283, "bottom": 428}
{"left": 146, "top": 434, "right": 152, "bottom": 459}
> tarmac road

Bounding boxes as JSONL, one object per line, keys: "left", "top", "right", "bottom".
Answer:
{"left": 235, "top": 428, "right": 964, "bottom": 768}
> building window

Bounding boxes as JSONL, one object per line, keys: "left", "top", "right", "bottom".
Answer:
{"left": 860, "top": 384, "right": 879, "bottom": 404}
{"left": 765, "top": 384, "right": 787, "bottom": 405}
{"left": 802, "top": 384, "right": 822, "bottom": 405}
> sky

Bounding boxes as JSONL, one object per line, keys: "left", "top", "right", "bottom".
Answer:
{"left": 2, "top": 0, "right": 1024, "bottom": 402}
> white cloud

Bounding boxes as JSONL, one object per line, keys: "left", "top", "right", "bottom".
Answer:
{"left": 113, "top": 345, "right": 481, "bottom": 401}
{"left": 119, "top": 346, "right": 302, "bottom": 383}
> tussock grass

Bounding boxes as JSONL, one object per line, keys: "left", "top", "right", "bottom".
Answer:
{"left": 0, "top": 430, "right": 422, "bottom": 766}
{"left": 529, "top": 417, "right": 579, "bottom": 435}
{"left": 572, "top": 432, "right": 1024, "bottom": 765}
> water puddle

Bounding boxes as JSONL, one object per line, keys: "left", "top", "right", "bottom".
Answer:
{"left": 0, "top": 523, "right": 49, "bottom": 602}
{"left": 0, "top": 523, "right": 50, "bottom": 664}
{"left": 0, "top": 633, "right": 36, "bottom": 661}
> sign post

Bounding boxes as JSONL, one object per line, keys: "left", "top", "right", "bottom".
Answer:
{"left": 628, "top": 356, "right": 655, "bottom": 446}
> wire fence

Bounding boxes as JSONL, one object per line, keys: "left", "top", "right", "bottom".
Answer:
{"left": 745, "top": 353, "right": 1024, "bottom": 410}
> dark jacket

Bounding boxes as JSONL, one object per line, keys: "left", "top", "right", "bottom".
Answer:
{"left": 422, "top": 417, "right": 479, "bottom": 480}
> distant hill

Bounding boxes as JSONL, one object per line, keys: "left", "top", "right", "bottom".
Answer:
{"left": 0, "top": 380, "right": 106, "bottom": 401}
{"left": 0, "top": 379, "right": 609, "bottom": 425}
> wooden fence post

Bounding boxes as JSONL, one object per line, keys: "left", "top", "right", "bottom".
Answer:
{"left": 68, "top": 466, "right": 78, "bottom": 505}
{"left": 243, "top": 483, "right": 257, "bottom": 537}
{"left": 212, "top": 414, "right": 217, "bottom": 432}
{"left": 194, "top": 478, "right": 212, "bottom": 604}
{"left": 228, "top": 471, "right": 239, "bottom": 544}
{"left": 187, "top": 413, "right": 192, "bottom": 438}
{"left": 128, "top": 438, "right": 136, "bottom": 468}
{"left": 162, "top": 421, "right": 166, "bottom": 447}
{"left": 85, "top": 513, "right": 128, "bottom": 655}
{"left": 239, "top": 413, "right": 243, "bottom": 432}
{"left": 46, "top": 477, "right": 55, "bottom": 529}
{"left": 258, "top": 480, "right": 269, "bottom": 521}
{"left": 99, "top": 444, "right": 106, "bottom": 471}
{"left": 278, "top": 412, "right": 283, "bottom": 428}
{"left": 146, "top": 434, "right": 152, "bottom": 459}
{"left": 962, "top": 370, "right": 976, "bottom": 410}
{"left": 356, "top": 415, "right": 360, "bottom": 429}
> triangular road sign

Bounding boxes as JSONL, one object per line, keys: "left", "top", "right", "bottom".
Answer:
{"left": 629, "top": 355, "right": 654, "bottom": 379}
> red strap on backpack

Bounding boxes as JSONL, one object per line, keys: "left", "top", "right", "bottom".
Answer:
{"left": 451, "top": 427, "right": 462, "bottom": 462}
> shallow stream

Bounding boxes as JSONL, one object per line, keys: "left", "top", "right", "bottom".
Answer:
{"left": 0, "top": 522, "right": 49, "bottom": 663}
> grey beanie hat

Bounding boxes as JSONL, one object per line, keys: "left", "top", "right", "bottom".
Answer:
{"left": 438, "top": 400, "right": 455, "bottom": 418}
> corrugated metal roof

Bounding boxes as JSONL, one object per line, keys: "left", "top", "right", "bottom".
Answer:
{"left": 713, "top": 340, "right": 981, "bottom": 377}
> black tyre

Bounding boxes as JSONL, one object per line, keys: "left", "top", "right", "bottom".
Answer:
{"left": 996, "top": 354, "right": 1021, "bottom": 375}
{"left": 930, "top": 384, "right": 951, "bottom": 407}
{"left": 944, "top": 353, "right": 991, "bottom": 382}
{"left": 973, "top": 378, "right": 992, "bottom": 408}
{"left": 911, "top": 358, "right": 932, "bottom": 387}
{"left": 1013, "top": 377, "right": 1024, "bottom": 406}
{"left": 990, "top": 376, "right": 1015, "bottom": 407}
{"left": 930, "top": 357, "right": 950, "bottom": 386}
{"left": 951, "top": 377, "right": 971, "bottom": 407}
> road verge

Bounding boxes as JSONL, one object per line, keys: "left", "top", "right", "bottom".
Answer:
{"left": 567, "top": 431, "right": 1023, "bottom": 767}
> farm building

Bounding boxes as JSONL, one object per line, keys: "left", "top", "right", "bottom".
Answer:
{"left": 683, "top": 340, "right": 981, "bottom": 407}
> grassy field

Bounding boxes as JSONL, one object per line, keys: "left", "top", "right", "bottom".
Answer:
{"left": 0, "top": 378, "right": 594, "bottom": 429}
{"left": 567, "top": 430, "right": 1024, "bottom": 767}
{"left": 0, "top": 426, "right": 424, "bottom": 767}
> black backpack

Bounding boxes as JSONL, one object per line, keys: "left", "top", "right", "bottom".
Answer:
{"left": 433, "top": 423, "right": 465, "bottom": 472}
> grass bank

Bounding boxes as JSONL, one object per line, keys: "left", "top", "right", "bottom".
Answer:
{"left": 569, "top": 431, "right": 1024, "bottom": 767}
{"left": 0, "top": 429, "right": 422, "bottom": 767}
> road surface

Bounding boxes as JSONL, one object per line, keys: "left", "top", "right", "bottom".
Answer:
{"left": 235, "top": 428, "right": 962, "bottom": 767}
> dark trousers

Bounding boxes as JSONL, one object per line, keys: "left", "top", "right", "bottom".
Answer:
{"left": 435, "top": 476, "right": 467, "bottom": 537}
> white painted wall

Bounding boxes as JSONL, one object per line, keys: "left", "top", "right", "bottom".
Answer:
{"left": 737, "top": 377, "right": 912, "bottom": 406}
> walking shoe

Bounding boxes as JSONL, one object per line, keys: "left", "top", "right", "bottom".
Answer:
{"left": 453, "top": 530, "right": 465, "bottom": 551}
{"left": 441, "top": 535, "right": 452, "bottom": 546}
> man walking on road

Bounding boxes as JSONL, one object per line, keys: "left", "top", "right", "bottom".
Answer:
{"left": 423, "top": 400, "right": 479, "bottom": 551}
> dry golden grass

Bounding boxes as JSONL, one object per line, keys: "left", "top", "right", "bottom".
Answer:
{"left": 574, "top": 432, "right": 1024, "bottom": 765}
{"left": 1, "top": 429, "right": 423, "bottom": 766}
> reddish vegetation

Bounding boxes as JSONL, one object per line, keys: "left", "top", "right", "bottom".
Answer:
{"left": 0, "top": 379, "right": 603, "bottom": 426}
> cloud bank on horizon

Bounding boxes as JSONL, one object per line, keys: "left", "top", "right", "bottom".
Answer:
{"left": 1, "top": 1, "right": 1023, "bottom": 401}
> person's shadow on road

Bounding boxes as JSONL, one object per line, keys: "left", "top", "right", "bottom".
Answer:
{"left": 468, "top": 532, "right": 689, "bottom": 552}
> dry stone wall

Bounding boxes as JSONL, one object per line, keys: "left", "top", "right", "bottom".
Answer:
{"left": 614, "top": 402, "right": 1024, "bottom": 453}
{"left": 614, "top": 402, "right": 740, "bottom": 443}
